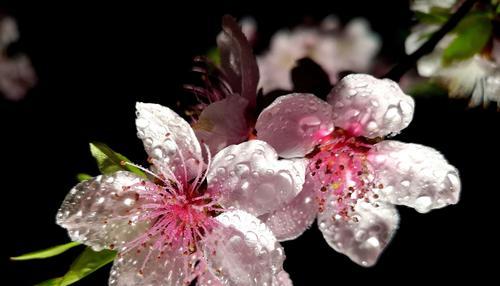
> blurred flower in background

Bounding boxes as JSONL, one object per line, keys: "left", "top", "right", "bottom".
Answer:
{"left": 257, "top": 16, "right": 381, "bottom": 93}
{"left": 406, "top": 0, "right": 500, "bottom": 108}
{"left": 0, "top": 14, "right": 36, "bottom": 101}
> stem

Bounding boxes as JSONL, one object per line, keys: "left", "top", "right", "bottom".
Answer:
{"left": 384, "top": 0, "right": 479, "bottom": 81}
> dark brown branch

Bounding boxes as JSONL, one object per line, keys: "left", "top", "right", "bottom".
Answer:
{"left": 384, "top": 0, "right": 479, "bottom": 81}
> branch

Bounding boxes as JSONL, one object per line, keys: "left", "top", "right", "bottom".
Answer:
{"left": 384, "top": 0, "right": 479, "bottom": 81}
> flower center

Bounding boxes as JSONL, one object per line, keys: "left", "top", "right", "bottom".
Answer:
{"left": 124, "top": 179, "right": 221, "bottom": 258}
{"left": 308, "top": 129, "right": 381, "bottom": 221}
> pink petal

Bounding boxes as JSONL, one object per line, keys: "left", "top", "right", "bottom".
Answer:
{"left": 259, "top": 173, "right": 318, "bottom": 241}
{"left": 0, "top": 17, "right": 19, "bottom": 50}
{"left": 197, "top": 270, "right": 224, "bottom": 286}
{"left": 56, "top": 171, "right": 149, "bottom": 251}
{"left": 256, "top": 93, "right": 334, "bottom": 158}
{"left": 207, "top": 140, "right": 306, "bottom": 216}
{"left": 135, "top": 102, "right": 202, "bottom": 180}
{"left": 0, "top": 55, "right": 37, "bottom": 101}
{"left": 318, "top": 200, "right": 399, "bottom": 267}
{"left": 197, "top": 261, "right": 293, "bottom": 286}
{"left": 109, "top": 246, "right": 197, "bottom": 286}
{"left": 204, "top": 210, "right": 285, "bottom": 286}
{"left": 368, "top": 140, "right": 461, "bottom": 213}
{"left": 327, "top": 74, "right": 415, "bottom": 138}
{"left": 194, "top": 95, "right": 250, "bottom": 155}
{"left": 217, "top": 15, "right": 259, "bottom": 108}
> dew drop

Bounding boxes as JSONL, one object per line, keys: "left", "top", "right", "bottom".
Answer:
{"left": 400, "top": 180, "right": 410, "bottom": 188}
{"left": 136, "top": 118, "right": 149, "bottom": 128}
{"left": 415, "top": 196, "right": 433, "bottom": 212}
{"left": 299, "top": 116, "right": 321, "bottom": 135}
{"left": 235, "top": 163, "right": 250, "bottom": 176}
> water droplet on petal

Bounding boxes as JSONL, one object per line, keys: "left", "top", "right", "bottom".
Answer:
{"left": 299, "top": 116, "right": 321, "bottom": 135}
{"left": 415, "top": 196, "right": 432, "bottom": 212}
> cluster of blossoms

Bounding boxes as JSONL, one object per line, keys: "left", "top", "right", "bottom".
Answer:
{"left": 406, "top": 0, "right": 500, "bottom": 108}
{"left": 55, "top": 15, "right": 461, "bottom": 285}
{"left": 0, "top": 14, "right": 36, "bottom": 101}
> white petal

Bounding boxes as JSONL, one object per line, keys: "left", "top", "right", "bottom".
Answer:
{"left": 273, "top": 271, "right": 293, "bottom": 286}
{"left": 368, "top": 140, "right": 461, "bottom": 213}
{"left": 327, "top": 74, "right": 415, "bottom": 138}
{"left": 318, "top": 200, "right": 399, "bottom": 266}
{"left": 411, "top": 0, "right": 456, "bottom": 13}
{"left": 135, "top": 102, "right": 202, "bottom": 180}
{"left": 109, "top": 246, "right": 197, "bottom": 286}
{"left": 259, "top": 173, "right": 318, "bottom": 241}
{"left": 256, "top": 93, "right": 334, "bottom": 158}
{"left": 207, "top": 140, "right": 306, "bottom": 216}
{"left": 56, "top": 171, "right": 149, "bottom": 251}
{"left": 194, "top": 96, "right": 250, "bottom": 155}
{"left": 204, "top": 210, "right": 285, "bottom": 286}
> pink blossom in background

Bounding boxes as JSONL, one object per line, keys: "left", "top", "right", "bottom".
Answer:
{"left": 255, "top": 74, "right": 461, "bottom": 266}
{"left": 188, "top": 16, "right": 260, "bottom": 155}
{"left": 56, "top": 102, "right": 303, "bottom": 285}
{"left": 257, "top": 17, "right": 380, "bottom": 93}
{"left": 0, "top": 15, "right": 36, "bottom": 101}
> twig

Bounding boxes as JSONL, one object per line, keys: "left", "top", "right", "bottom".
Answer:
{"left": 384, "top": 0, "right": 479, "bottom": 81}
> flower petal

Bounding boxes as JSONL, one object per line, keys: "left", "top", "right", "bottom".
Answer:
{"left": 259, "top": 173, "right": 318, "bottom": 241}
{"left": 109, "top": 247, "right": 197, "bottom": 286}
{"left": 197, "top": 270, "right": 224, "bottom": 286}
{"left": 204, "top": 210, "right": 285, "bottom": 286}
{"left": 197, "top": 268, "right": 293, "bottom": 286}
{"left": 217, "top": 15, "right": 259, "bottom": 108}
{"left": 368, "top": 140, "right": 461, "bottom": 213}
{"left": 256, "top": 93, "right": 334, "bottom": 158}
{"left": 0, "top": 16, "right": 19, "bottom": 50}
{"left": 207, "top": 140, "right": 306, "bottom": 216}
{"left": 318, "top": 200, "right": 399, "bottom": 267}
{"left": 135, "top": 102, "right": 202, "bottom": 180}
{"left": 194, "top": 95, "right": 250, "bottom": 155}
{"left": 327, "top": 74, "right": 415, "bottom": 138}
{"left": 273, "top": 271, "right": 293, "bottom": 286}
{"left": 56, "top": 171, "right": 149, "bottom": 251}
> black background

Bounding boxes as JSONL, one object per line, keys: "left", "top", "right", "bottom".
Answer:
{"left": 1, "top": 1, "right": 498, "bottom": 285}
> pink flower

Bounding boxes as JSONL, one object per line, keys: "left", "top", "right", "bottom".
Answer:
{"left": 57, "top": 103, "right": 303, "bottom": 285}
{"left": 257, "top": 18, "right": 380, "bottom": 93}
{"left": 255, "top": 74, "right": 461, "bottom": 266}
{"left": 187, "top": 16, "right": 260, "bottom": 155}
{"left": 0, "top": 16, "right": 36, "bottom": 101}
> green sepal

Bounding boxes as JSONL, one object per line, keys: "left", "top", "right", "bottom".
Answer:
{"left": 11, "top": 242, "right": 81, "bottom": 261}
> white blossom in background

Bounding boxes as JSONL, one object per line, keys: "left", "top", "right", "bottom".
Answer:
{"left": 57, "top": 102, "right": 301, "bottom": 285}
{"left": 411, "top": 0, "right": 457, "bottom": 13}
{"left": 255, "top": 74, "right": 461, "bottom": 266}
{"left": 406, "top": 1, "right": 500, "bottom": 108}
{"left": 0, "top": 15, "right": 36, "bottom": 101}
{"left": 257, "top": 17, "right": 380, "bottom": 92}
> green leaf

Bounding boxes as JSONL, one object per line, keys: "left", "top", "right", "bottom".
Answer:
{"left": 36, "top": 248, "right": 117, "bottom": 286}
{"left": 442, "top": 14, "right": 493, "bottom": 64}
{"left": 207, "top": 47, "right": 221, "bottom": 66}
{"left": 408, "top": 80, "right": 448, "bottom": 98}
{"left": 76, "top": 173, "right": 92, "bottom": 182}
{"left": 90, "top": 142, "right": 146, "bottom": 177}
{"left": 11, "top": 242, "right": 81, "bottom": 261}
{"left": 36, "top": 277, "right": 64, "bottom": 286}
